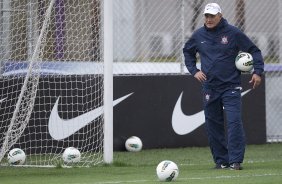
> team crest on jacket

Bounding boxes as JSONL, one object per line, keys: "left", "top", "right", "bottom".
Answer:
{"left": 205, "top": 94, "right": 210, "bottom": 101}
{"left": 221, "top": 36, "right": 228, "bottom": 44}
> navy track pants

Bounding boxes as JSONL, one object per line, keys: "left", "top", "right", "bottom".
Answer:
{"left": 202, "top": 86, "right": 245, "bottom": 165}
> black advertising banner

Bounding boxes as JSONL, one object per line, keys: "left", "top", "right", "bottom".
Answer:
{"left": 113, "top": 74, "right": 266, "bottom": 150}
{"left": 0, "top": 74, "right": 266, "bottom": 152}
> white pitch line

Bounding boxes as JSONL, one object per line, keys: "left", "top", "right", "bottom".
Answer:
{"left": 179, "top": 159, "right": 282, "bottom": 166}
{"left": 179, "top": 173, "right": 282, "bottom": 181}
{"left": 93, "top": 180, "right": 151, "bottom": 184}
{"left": 72, "top": 173, "right": 282, "bottom": 184}
{"left": 72, "top": 180, "right": 152, "bottom": 184}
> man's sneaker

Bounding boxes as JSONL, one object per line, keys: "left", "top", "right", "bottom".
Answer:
{"left": 230, "top": 163, "right": 243, "bottom": 170}
{"left": 214, "top": 163, "right": 229, "bottom": 169}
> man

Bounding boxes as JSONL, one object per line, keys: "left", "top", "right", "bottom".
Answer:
{"left": 183, "top": 3, "right": 264, "bottom": 170}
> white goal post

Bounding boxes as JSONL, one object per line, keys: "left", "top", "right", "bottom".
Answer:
{"left": 0, "top": 0, "right": 113, "bottom": 166}
{"left": 103, "top": 0, "right": 113, "bottom": 164}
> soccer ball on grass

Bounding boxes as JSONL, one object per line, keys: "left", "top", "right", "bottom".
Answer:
{"left": 7, "top": 148, "right": 26, "bottom": 165}
{"left": 125, "top": 136, "right": 143, "bottom": 152}
{"left": 62, "top": 147, "right": 81, "bottom": 164}
{"left": 156, "top": 160, "right": 179, "bottom": 182}
{"left": 235, "top": 52, "right": 254, "bottom": 72}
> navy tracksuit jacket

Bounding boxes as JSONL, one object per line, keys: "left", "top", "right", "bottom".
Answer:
{"left": 183, "top": 18, "right": 264, "bottom": 164}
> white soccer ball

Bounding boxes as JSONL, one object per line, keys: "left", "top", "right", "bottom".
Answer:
{"left": 7, "top": 148, "right": 26, "bottom": 165}
{"left": 235, "top": 52, "right": 254, "bottom": 72}
{"left": 62, "top": 147, "right": 81, "bottom": 164}
{"left": 125, "top": 136, "right": 143, "bottom": 152}
{"left": 156, "top": 160, "right": 179, "bottom": 182}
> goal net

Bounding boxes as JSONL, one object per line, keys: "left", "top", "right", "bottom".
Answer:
{"left": 0, "top": 0, "right": 110, "bottom": 167}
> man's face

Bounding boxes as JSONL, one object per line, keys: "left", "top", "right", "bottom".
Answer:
{"left": 204, "top": 13, "right": 222, "bottom": 29}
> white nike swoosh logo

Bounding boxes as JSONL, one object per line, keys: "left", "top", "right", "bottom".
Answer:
{"left": 48, "top": 93, "right": 133, "bottom": 140}
{"left": 172, "top": 89, "right": 251, "bottom": 135}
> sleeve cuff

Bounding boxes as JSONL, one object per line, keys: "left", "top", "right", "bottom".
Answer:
{"left": 191, "top": 69, "right": 200, "bottom": 76}
{"left": 252, "top": 70, "right": 263, "bottom": 76}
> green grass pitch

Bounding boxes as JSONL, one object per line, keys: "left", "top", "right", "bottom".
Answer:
{"left": 1, "top": 143, "right": 282, "bottom": 184}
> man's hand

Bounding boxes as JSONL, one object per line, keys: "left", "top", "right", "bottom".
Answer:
{"left": 194, "top": 71, "right": 206, "bottom": 83}
{"left": 249, "top": 74, "right": 261, "bottom": 89}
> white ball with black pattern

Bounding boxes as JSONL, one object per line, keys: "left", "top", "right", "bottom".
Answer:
{"left": 125, "top": 136, "right": 143, "bottom": 152}
{"left": 62, "top": 147, "right": 81, "bottom": 164}
{"left": 156, "top": 160, "right": 179, "bottom": 182}
{"left": 235, "top": 52, "right": 254, "bottom": 72}
{"left": 7, "top": 148, "right": 26, "bottom": 165}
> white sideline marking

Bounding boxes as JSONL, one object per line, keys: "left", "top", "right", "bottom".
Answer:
{"left": 72, "top": 173, "right": 282, "bottom": 184}
{"left": 92, "top": 180, "right": 150, "bottom": 184}
{"left": 179, "top": 159, "right": 282, "bottom": 166}
{"left": 180, "top": 173, "right": 282, "bottom": 181}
